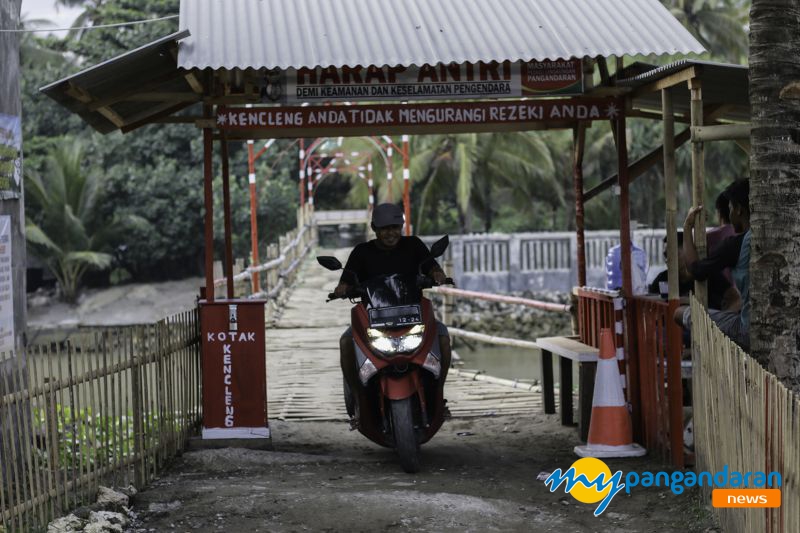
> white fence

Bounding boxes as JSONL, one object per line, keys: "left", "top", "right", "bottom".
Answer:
{"left": 421, "top": 229, "right": 667, "bottom": 293}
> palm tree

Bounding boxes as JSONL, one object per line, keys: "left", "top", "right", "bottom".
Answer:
{"left": 409, "top": 132, "right": 561, "bottom": 233}
{"left": 749, "top": 0, "right": 800, "bottom": 392}
{"left": 664, "top": 0, "right": 749, "bottom": 63}
{"left": 25, "top": 139, "right": 143, "bottom": 302}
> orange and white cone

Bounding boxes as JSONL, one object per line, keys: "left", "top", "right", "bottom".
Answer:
{"left": 574, "top": 328, "right": 646, "bottom": 458}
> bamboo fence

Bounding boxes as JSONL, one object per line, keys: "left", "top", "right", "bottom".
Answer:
{"left": 692, "top": 297, "right": 799, "bottom": 533}
{"left": 0, "top": 309, "right": 201, "bottom": 533}
{"left": 213, "top": 204, "right": 316, "bottom": 306}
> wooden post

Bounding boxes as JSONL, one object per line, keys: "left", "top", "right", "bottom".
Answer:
{"left": 689, "top": 77, "right": 708, "bottom": 307}
{"left": 540, "top": 350, "right": 555, "bottom": 414}
{"left": 617, "top": 116, "right": 633, "bottom": 298}
{"left": 220, "top": 133, "right": 234, "bottom": 300}
{"left": 130, "top": 331, "right": 143, "bottom": 488}
{"left": 247, "top": 136, "right": 261, "bottom": 294}
{"left": 560, "top": 357, "right": 574, "bottom": 426}
{"left": 617, "top": 114, "right": 642, "bottom": 441}
{"left": 663, "top": 89, "right": 680, "bottom": 301}
{"left": 202, "top": 104, "right": 215, "bottom": 303}
{"left": 402, "top": 135, "right": 411, "bottom": 235}
{"left": 573, "top": 123, "right": 587, "bottom": 287}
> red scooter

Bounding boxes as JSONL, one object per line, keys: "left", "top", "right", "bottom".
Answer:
{"left": 317, "top": 236, "right": 453, "bottom": 472}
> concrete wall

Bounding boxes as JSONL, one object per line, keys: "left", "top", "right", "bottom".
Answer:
{"left": 421, "top": 229, "right": 667, "bottom": 293}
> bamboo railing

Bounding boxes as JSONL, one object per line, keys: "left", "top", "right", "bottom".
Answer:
{"left": 213, "top": 205, "right": 316, "bottom": 304}
{"left": 692, "top": 297, "right": 799, "bottom": 533}
{"left": 0, "top": 310, "right": 201, "bottom": 533}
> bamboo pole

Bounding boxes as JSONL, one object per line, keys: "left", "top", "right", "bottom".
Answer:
{"left": 689, "top": 78, "right": 707, "bottom": 307}
{"left": 662, "top": 89, "right": 680, "bottom": 302}
{"left": 16, "top": 351, "right": 44, "bottom": 528}
{"left": 39, "top": 349, "right": 56, "bottom": 521}
{"left": 1, "top": 356, "right": 23, "bottom": 530}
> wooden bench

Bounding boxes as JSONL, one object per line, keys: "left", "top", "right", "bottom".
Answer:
{"left": 536, "top": 335, "right": 599, "bottom": 442}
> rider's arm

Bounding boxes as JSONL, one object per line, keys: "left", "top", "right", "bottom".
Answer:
{"left": 427, "top": 265, "right": 447, "bottom": 285}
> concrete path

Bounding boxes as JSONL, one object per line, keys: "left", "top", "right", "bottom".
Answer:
{"left": 266, "top": 250, "right": 543, "bottom": 422}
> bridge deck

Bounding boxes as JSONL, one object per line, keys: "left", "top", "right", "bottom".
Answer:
{"left": 266, "top": 250, "right": 546, "bottom": 421}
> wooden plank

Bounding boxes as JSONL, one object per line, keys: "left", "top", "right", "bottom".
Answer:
{"left": 535, "top": 336, "right": 599, "bottom": 362}
{"left": 632, "top": 66, "right": 700, "bottom": 97}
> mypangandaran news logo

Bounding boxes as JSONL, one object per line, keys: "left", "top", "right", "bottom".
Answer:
{"left": 544, "top": 458, "right": 782, "bottom": 516}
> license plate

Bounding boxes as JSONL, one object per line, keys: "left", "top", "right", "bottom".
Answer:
{"left": 368, "top": 305, "right": 422, "bottom": 328}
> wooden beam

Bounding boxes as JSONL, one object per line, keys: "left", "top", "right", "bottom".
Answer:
{"left": 150, "top": 115, "right": 205, "bottom": 124}
{"left": 184, "top": 72, "right": 205, "bottom": 94}
{"left": 124, "top": 92, "right": 202, "bottom": 102}
{"left": 691, "top": 123, "right": 752, "bottom": 142}
{"left": 120, "top": 102, "right": 194, "bottom": 133}
{"left": 87, "top": 69, "right": 190, "bottom": 111}
{"left": 632, "top": 66, "right": 701, "bottom": 97}
{"left": 65, "top": 82, "right": 93, "bottom": 103}
{"left": 583, "top": 127, "right": 692, "bottom": 202}
{"left": 96, "top": 107, "right": 125, "bottom": 128}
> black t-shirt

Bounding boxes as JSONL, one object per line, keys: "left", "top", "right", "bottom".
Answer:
{"left": 340, "top": 236, "right": 441, "bottom": 285}
{"left": 688, "top": 233, "right": 746, "bottom": 281}
{"left": 647, "top": 268, "right": 733, "bottom": 310}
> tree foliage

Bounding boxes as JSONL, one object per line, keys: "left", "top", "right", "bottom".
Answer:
{"left": 25, "top": 139, "right": 144, "bottom": 301}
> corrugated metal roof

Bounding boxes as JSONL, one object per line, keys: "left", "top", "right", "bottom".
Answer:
{"left": 178, "top": 0, "right": 705, "bottom": 70}
{"left": 618, "top": 60, "right": 750, "bottom": 123}
{"left": 40, "top": 30, "right": 194, "bottom": 134}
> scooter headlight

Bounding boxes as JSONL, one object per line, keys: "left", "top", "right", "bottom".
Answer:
{"left": 366, "top": 325, "right": 425, "bottom": 354}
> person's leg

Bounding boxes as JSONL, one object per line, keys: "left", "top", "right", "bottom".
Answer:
{"left": 339, "top": 328, "right": 358, "bottom": 417}
{"left": 438, "top": 334, "right": 452, "bottom": 382}
{"left": 707, "top": 310, "right": 749, "bottom": 351}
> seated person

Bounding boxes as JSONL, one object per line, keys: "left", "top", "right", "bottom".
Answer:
{"left": 706, "top": 190, "right": 736, "bottom": 255}
{"left": 649, "top": 231, "right": 740, "bottom": 312}
{"left": 676, "top": 179, "right": 751, "bottom": 350}
{"left": 706, "top": 191, "right": 736, "bottom": 283}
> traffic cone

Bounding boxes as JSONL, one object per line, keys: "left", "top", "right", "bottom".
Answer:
{"left": 574, "top": 328, "right": 646, "bottom": 458}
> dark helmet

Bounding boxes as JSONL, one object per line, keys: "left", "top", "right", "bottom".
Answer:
{"left": 371, "top": 203, "right": 404, "bottom": 228}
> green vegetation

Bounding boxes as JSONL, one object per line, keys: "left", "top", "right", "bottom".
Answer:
{"left": 20, "top": 0, "right": 750, "bottom": 298}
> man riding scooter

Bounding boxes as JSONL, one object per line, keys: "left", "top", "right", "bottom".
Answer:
{"left": 334, "top": 203, "right": 453, "bottom": 393}
{"left": 321, "top": 202, "right": 454, "bottom": 472}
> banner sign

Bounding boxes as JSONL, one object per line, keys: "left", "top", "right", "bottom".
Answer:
{"left": 201, "top": 300, "right": 268, "bottom": 439}
{"left": 0, "top": 114, "right": 22, "bottom": 197}
{"left": 216, "top": 98, "right": 621, "bottom": 134}
{"left": 275, "top": 59, "right": 583, "bottom": 104}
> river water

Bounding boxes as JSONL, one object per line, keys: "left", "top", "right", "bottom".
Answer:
{"left": 452, "top": 340, "right": 578, "bottom": 384}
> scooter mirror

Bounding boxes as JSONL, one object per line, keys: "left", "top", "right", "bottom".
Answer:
{"left": 317, "top": 256, "right": 343, "bottom": 271}
{"left": 429, "top": 235, "right": 450, "bottom": 258}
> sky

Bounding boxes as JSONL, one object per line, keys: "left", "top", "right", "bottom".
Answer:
{"left": 20, "top": 0, "right": 84, "bottom": 33}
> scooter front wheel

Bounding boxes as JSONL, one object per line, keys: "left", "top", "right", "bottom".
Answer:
{"left": 390, "top": 398, "right": 420, "bottom": 473}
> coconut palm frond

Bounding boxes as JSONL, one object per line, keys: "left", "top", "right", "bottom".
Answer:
{"left": 26, "top": 223, "right": 64, "bottom": 256}
{"left": 63, "top": 251, "right": 113, "bottom": 270}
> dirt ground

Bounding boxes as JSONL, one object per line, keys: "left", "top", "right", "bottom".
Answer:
{"left": 25, "top": 274, "right": 718, "bottom": 532}
{"left": 127, "top": 415, "right": 717, "bottom": 533}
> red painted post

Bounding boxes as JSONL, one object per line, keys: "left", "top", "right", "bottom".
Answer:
{"left": 203, "top": 106, "right": 215, "bottom": 303}
{"left": 299, "top": 139, "right": 306, "bottom": 206}
{"left": 402, "top": 134, "right": 411, "bottom": 235}
{"left": 246, "top": 139, "right": 261, "bottom": 294}
{"left": 220, "top": 134, "right": 234, "bottom": 300}
{"left": 386, "top": 143, "right": 394, "bottom": 202}
{"left": 573, "top": 125, "right": 587, "bottom": 287}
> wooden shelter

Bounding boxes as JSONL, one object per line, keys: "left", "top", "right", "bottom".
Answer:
{"left": 39, "top": 0, "right": 751, "bottom": 462}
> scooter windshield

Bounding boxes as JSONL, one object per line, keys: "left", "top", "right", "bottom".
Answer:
{"left": 363, "top": 273, "right": 421, "bottom": 309}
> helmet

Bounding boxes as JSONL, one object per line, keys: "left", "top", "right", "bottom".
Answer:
{"left": 371, "top": 203, "right": 404, "bottom": 228}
